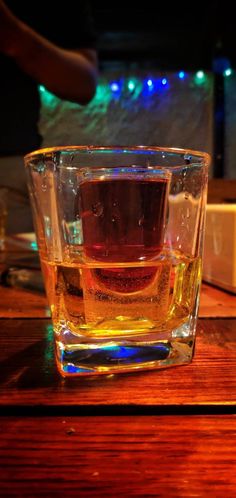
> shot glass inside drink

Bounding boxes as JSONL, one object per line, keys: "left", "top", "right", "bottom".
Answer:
{"left": 78, "top": 173, "right": 169, "bottom": 262}
{"left": 77, "top": 171, "right": 169, "bottom": 294}
{"left": 24, "top": 146, "right": 210, "bottom": 376}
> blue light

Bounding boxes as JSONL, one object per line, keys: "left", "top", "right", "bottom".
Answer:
{"left": 178, "top": 71, "right": 185, "bottom": 79}
{"left": 39, "top": 85, "right": 45, "bottom": 93}
{"left": 110, "top": 81, "right": 120, "bottom": 92}
{"left": 63, "top": 364, "right": 92, "bottom": 374}
{"left": 142, "top": 78, "right": 155, "bottom": 97}
{"left": 161, "top": 78, "right": 167, "bottom": 86}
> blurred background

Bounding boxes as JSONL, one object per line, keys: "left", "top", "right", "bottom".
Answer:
{"left": 6, "top": 1, "right": 236, "bottom": 178}
{"left": 38, "top": 1, "right": 236, "bottom": 178}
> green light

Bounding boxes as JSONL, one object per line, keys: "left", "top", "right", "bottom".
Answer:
{"left": 46, "top": 324, "right": 54, "bottom": 336}
{"left": 30, "top": 241, "right": 38, "bottom": 250}
{"left": 194, "top": 70, "right": 206, "bottom": 85}
{"left": 38, "top": 85, "right": 58, "bottom": 109}
{"left": 92, "top": 82, "right": 111, "bottom": 111}
{"left": 128, "top": 80, "right": 135, "bottom": 91}
{"left": 196, "top": 71, "right": 205, "bottom": 80}
{"left": 224, "top": 68, "right": 232, "bottom": 77}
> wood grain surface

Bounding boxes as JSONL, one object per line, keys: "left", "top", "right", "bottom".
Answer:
{"left": 0, "top": 286, "right": 50, "bottom": 318}
{"left": 0, "top": 415, "right": 236, "bottom": 497}
{"left": 200, "top": 282, "right": 236, "bottom": 317}
{"left": 0, "top": 318, "right": 236, "bottom": 409}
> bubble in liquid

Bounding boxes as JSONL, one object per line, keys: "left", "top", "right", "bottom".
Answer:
{"left": 92, "top": 202, "right": 103, "bottom": 217}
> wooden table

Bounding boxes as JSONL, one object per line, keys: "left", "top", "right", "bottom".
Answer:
{"left": 1, "top": 252, "right": 236, "bottom": 496}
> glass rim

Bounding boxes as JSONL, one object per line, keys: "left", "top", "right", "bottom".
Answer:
{"left": 24, "top": 145, "right": 211, "bottom": 166}
{"left": 77, "top": 165, "right": 172, "bottom": 180}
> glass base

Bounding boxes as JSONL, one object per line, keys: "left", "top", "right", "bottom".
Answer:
{"left": 55, "top": 322, "right": 195, "bottom": 377}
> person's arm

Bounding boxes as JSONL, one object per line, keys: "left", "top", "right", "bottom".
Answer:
{"left": 0, "top": 1, "right": 98, "bottom": 104}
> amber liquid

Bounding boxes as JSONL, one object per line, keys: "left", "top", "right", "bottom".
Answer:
{"left": 42, "top": 251, "right": 201, "bottom": 338}
{"left": 42, "top": 177, "right": 200, "bottom": 337}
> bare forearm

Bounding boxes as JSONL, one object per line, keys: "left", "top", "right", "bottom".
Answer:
{"left": 1, "top": 3, "right": 98, "bottom": 104}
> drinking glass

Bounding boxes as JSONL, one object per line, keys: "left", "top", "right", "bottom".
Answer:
{"left": 24, "top": 146, "right": 210, "bottom": 376}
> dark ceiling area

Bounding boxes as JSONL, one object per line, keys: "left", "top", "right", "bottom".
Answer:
{"left": 91, "top": 1, "right": 234, "bottom": 71}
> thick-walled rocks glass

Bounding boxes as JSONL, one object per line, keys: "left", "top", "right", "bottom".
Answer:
{"left": 24, "top": 146, "right": 210, "bottom": 376}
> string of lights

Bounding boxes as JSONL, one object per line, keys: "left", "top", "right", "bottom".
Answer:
{"left": 39, "top": 68, "right": 233, "bottom": 99}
